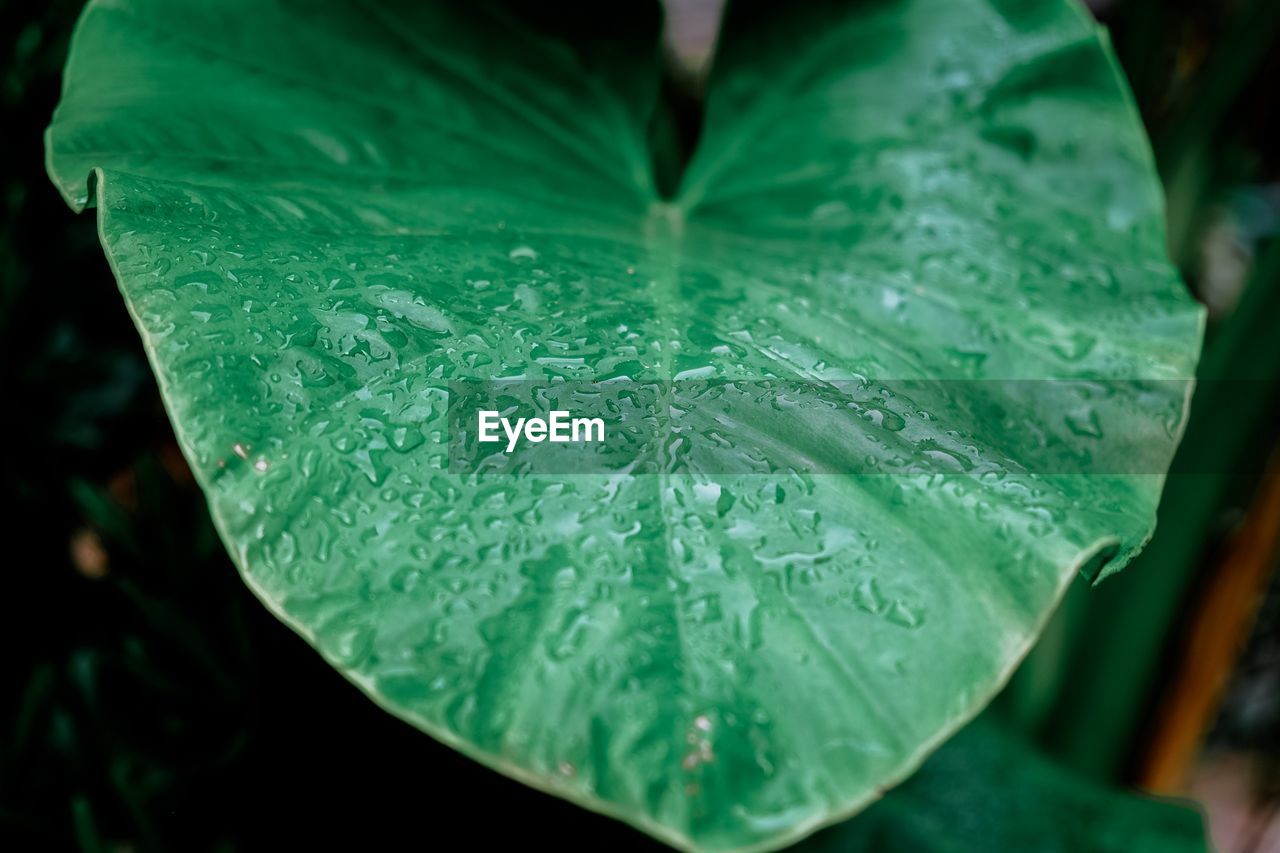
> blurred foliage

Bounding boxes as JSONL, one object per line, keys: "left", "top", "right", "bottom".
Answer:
{"left": 1, "top": 0, "right": 1277, "bottom": 849}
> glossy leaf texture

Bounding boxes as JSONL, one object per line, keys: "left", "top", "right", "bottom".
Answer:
{"left": 46, "top": 0, "right": 1204, "bottom": 850}
{"left": 798, "top": 716, "right": 1205, "bottom": 853}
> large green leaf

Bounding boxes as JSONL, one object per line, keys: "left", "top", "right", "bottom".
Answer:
{"left": 46, "top": 0, "right": 1203, "bottom": 849}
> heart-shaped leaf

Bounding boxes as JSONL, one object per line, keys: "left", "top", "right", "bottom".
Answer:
{"left": 47, "top": 0, "right": 1203, "bottom": 849}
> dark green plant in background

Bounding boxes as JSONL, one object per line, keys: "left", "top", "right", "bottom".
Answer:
{"left": 3, "top": 0, "right": 1278, "bottom": 850}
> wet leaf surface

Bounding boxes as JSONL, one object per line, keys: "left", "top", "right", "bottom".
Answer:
{"left": 47, "top": 0, "right": 1203, "bottom": 849}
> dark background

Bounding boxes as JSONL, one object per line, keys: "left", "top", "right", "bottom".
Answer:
{"left": 2, "top": 0, "right": 1279, "bottom": 849}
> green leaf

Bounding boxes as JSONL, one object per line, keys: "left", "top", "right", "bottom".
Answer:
{"left": 797, "top": 715, "right": 1205, "bottom": 853}
{"left": 46, "top": 0, "right": 1203, "bottom": 850}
